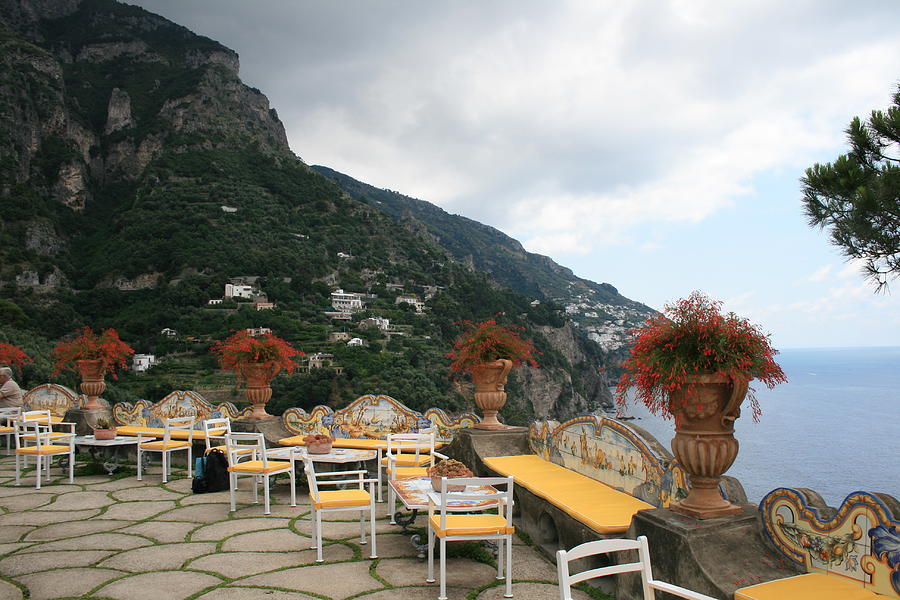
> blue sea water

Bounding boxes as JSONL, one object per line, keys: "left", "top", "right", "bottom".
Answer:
{"left": 614, "top": 346, "right": 900, "bottom": 507}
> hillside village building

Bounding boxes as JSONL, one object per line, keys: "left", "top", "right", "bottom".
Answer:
{"left": 395, "top": 295, "right": 425, "bottom": 313}
{"left": 225, "top": 283, "right": 254, "bottom": 299}
{"left": 132, "top": 354, "right": 157, "bottom": 372}
{"left": 245, "top": 327, "right": 272, "bottom": 336}
{"left": 330, "top": 289, "right": 364, "bottom": 313}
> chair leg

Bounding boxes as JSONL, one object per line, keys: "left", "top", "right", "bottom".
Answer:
{"left": 504, "top": 534, "right": 513, "bottom": 598}
{"left": 439, "top": 538, "right": 447, "bottom": 600}
{"left": 14, "top": 453, "right": 20, "bottom": 486}
{"left": 497, "top": 537, "right": 504, "bottom": 579}
{"left": 252, "top": 475, "right": 259, "bottom": 504}
{"left": 35, "top": 453, "right": 42, "bottom": 490}
{"left": 67, "top": 451, "right": 74, "bottom": 484}
{"left": 369, "top": 496, "right": 377, "bottom": 559}
{"left": 359, "top": 510, "right": 366, "bottom": 544}
{"left": 376, "top": 449, "right": 383, "bottom": 502}
{"left": 315, "top": 510, "right": 324, "bottom": 563}
{"left": 162, "top": 452, "right": 168, "bottom": 483}
{"left": 137, "top": 447, "right": 143, "bottom": 481}
{"left": 426, "top": 527, "right": 435, "bottom": 583}
{"left": 387, "top": 478, "right": 396, "bottom": 522}
{"left": 229, "top": 473, "right": 237, "bottom": 512}
{"left": 263, "top": 475, "right": 271, "bottom": 515}
{"left": 187, "top": 447, "right": 192, "bottom": 478}
{"left": 289, "top": 468, "right": 296, "bottom": 507}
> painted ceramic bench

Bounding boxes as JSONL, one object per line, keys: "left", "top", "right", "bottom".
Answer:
{"left": 484, "top": 415, "right": 743, "bottom": 556}
{"left": 112, "top": 391, "right": 243, "bottom": 440}
{"left": 23, "top": 383, "right": 83, "bottom": 420}
{"left": 737, "top": 487, "right": 900, "bottom": 600}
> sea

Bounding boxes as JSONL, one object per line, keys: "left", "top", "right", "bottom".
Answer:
{"left": 610, "top": 346, "right": 900, "bottom": 507}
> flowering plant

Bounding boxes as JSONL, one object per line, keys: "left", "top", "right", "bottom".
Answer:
{"left": 615, "top": 291, "right": 787, "bottom": 421}
{"left": 427, "top": 459, "right": 474, "bottom": 478}
{"left": 211, "top": 331, "right": 303, "bottom": 377}
{"left": 446, "top": 319, "right": 538, "bottom": 377}
{"left": 51, "top": 327, "right": 134, "bottom": 378}
{"left": 0, "top": 343, "right": 32, "bottom": 372}
{"left": 303, "top": 433, "right": 334, "bottom": 444}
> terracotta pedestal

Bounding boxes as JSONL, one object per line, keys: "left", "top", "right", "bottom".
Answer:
{"left": 76, "top": 359, "right": 107, "bottom": 411}
{"left": 240, "top": 362, "right": 279, "bottom": 420}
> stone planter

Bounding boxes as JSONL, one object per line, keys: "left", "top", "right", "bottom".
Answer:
{"left": 669, "top": 372, "right": 748, "bottom": 519}
{"left": 93, "top": 427, "right": 117, "bottom": 440}
{"left": 240, "top": 362, "right": 280, "bottom": 420}
{"left": 307, "top": 441, "right": 333, "bottom": 454}
{"left": 471, "top": 359, "right": 513, "bottom": 430}
{"left": 431, "top": 477, "right": 467, "bottom": 492}
{"left": 76, "top": 358, "right": 106, "bottom": 411}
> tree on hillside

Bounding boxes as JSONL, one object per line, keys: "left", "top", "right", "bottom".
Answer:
{"left": 801, "top": 85, "right": 900, "bottom": 291}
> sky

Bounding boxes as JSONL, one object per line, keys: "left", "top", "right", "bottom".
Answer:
{"left": 131, "top": 0, "right": 900, "bottom": 349}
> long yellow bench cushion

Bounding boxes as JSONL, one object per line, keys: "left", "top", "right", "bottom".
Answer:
{"left": 278, "top": 436, "right": 443, "bottom": 450}
{"left": 483, "top": 454, "right": 654, "bottom": 534}
{"left": 16, "top": 445, "right": 71, "bottom": 455}
{"left": 429, "top": 514, "right": 514, "bottom": 537}
{"left": 734, "top": 573, "right": 886, "bottom": 600}
{"left": 116, "top": 426, "right": 207, "bottom": 440}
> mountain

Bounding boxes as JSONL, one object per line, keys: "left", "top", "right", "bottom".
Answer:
{"left": 313, "top": 166, "right": 656, "bottom": 364}
{"left": 0, "top": 0, "right": 650, "bottom": 422}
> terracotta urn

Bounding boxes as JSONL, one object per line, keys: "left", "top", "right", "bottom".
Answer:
{"left": 669, "top": 372, "right": 748, "bottom": 519}
{"left": 471, "top": 359, "right": 513, "bottom": 430}
{"left": 76, "top": 358, "right": 106, "bottom": 411}
{"left": 240, "top": 362, "right": 280, "bottom": 420}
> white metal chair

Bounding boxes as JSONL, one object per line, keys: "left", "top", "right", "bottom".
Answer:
{"left": 137, "top": 416, "right": 194, "bottom": 483}
{"left": 382, "top": 431, "right": 439, "bottom": 505}
{"left": 14, "top": 419, "right": 74, "bottom": 489}
{"left": 225, "top": 432, "right": 295, "bottom": 515}
{"left": 556, "top": 535, "right": 719, "bottom": 600}
{"left": 427, "top": 475, "right": 515, "bottom": 600}
{"left": 302, "top": 452, "right": 377, "bottom": 563}
{"left": 0, "top": 407, "right": 21, "bottom": 453}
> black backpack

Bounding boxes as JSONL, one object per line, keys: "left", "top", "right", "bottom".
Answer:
{"left": 191, "top": 449, "right": 230, "bottom": 493}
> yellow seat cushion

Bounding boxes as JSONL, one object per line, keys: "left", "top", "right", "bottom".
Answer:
{"left": 278, "top": 436, "right": 443, "bottom": 451}
{"left": 381, "top": 453, "right": 432, "bottom": 466}
{"left": 228, "top": 460, "right": 291, "bottom": 474}
{"left": 16, "top": 445, "right": 71, "bottom": 455}
{"left": 734, "top": 573, "right": 884, "bottom": 600}
{"left": 22, "top": 432, "right": 73, "bottom": 441}
{"left": 117, "top": 426, "right": 205, "bottom": 440}
{"left": 429, "top": 514, "right": 514, "bottom": 537}
{"left": 0, "top": 426, "right": 13, "bottom": 434}
{"left": 388, "top": 466, "right": 429, "bottom": 478}
{"left": 314, "top": 489, "right": 371, "bottom": 509}
{"left": 140, "top": 440, "right": 192, "bottom": 450}
{"left": 483, "top": 454, "right": 654, "bottom": 534}
{"left": 208, "top": 445, "right": 254, "bottom": 455}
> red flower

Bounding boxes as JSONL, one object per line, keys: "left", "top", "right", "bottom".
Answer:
{"left": 0, "top": 343, "right": 32, "bottom": 372}
{"left": 615, "top": 291, "right": 787, "bottom": 421}
{"left": 51, "top": 327, "right": 135, "bottom": 379}
{"left": 212, "top": 330, "right": 303, "bottom": 379}
{"left": 446, "top": 318, "right": 539, "bottom": 378}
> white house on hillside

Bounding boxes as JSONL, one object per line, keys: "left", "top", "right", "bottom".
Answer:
{"left": 132, "top": 354, "right": 157, "bottom": 372}
{"left": 395, "top": 295, "right": 425, "bottom": 313}
{"left": 331, "top": 289, "right": 364, "bottom": 313}
{"left": 225, "top": 283, "right": 254, "bottom": 299}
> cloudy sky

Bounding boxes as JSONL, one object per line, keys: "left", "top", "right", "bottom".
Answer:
{"left": 132, "top": 0, "right": 900, "bottom": 349}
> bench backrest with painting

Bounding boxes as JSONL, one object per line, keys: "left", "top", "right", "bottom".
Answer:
{"left": 112, "top": 390, "right": 242, "bottom": 429}
{"left": 529, "top": 415, "right": 691, "bottom": 508}
{"left": 282, "top": 394, "right": 479, "bottom": 442}
{"left": 23, "top": 383, "right": 84, "bottom": 417}
{"left": 758, "top": 487, "right": 900, "bottom": 598}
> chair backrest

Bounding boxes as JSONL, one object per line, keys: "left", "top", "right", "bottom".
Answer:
{"left": 299, "top": 452, "right": 321, "bottom": 501}
{"left": 386, "top": 431, "right": 435, "bottom": 465}
{"left": 22, "top": 410, "right": 52, "bottom": 424}
{"left": 202, "top": 417, "right": 231, "bottom": 451}
{"left": 431, "top": 475, "right": 514, "bottom": 529}
{"left": 0, "top": 407, "right": 22, "bottom": 424}
{"left": 224, "top": 432, "right": 265, "bottom": 467}
{"left": 164, "top": 416, "right": 195, "bottom": 444}
{"left": 556, "top": 536, "right": 657, "bottom": 600}
{"left": 14, "top": 419, "right": 52, "bottom": 450}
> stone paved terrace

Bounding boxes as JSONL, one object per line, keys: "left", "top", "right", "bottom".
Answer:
{"left": 0, "top": 455, "right": 595, "bottom": 600}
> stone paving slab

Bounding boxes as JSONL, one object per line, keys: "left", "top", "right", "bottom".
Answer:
{"left": 233, "top": 502, "right": 304, "bottom": 518}
{"left": 179, "top": 491, "right": 232, "bottom": 505}
{"left": 100, "top": 500, "right": 178, "bottom": 521}
{"left": 376, "top": 556, "right": 499, "bottom": 588}
{"left": 0, "top": 542, "right": 35, "bottom": 555}
{"left": 477, "top": 581, "right": 592, "bottom": 600}
{"left": 34, "top": 491, "right": 116, "bottom": 511}
{"left": 0, "top": 579, "right": 22, "bottom": 600}
{"left": 22, "top": 519, "right": 131, "bottom": 541}
{"left": 361, "top": 586, "right": 469, "bottom": 600}
{"left": 509, "top": 544, "right": 562, "bottom": 580}
{"left": 117, "top": 520, "right": 196, "bottom": 543}
{"left": 236, "top": 561, "right": 384, "bottom": 598}
{"left": 0, "top": 525, "right": 34, "bottom": 543}
{"left": 187, "top": 549, "right": 337, "bottom": 578}
{"left": 97, "top": 541, "right": 218, "bottom": 572}
{"left": 373, "top": 533, "right": 423, "bottom": 558}
{"left": 197, "top": 587, "right": 320, "bottom": 600}
{"left": 157, "top": 503, "right": 234, "bottom": 523}
{"left": 94, "top": 569, "right": 225, "bottom": 600}
{"left": 221, "top": 528, "right": 308, "bottom": 552}
{"left": 305, "top": 518, "right": 403, "bottom": 540}
{"left": 0, "top": 493, "right": 54, "bottom": 511}
{"left": 0, "top": 508, "right": 100, "bottom": 525}
{"left": 190, "top": 517, "right": 292, "bottom": 541}
{"left": 112, "top": 486, "right": 183, "bottom": 502}
{"left": 0, "top": 549, "right": 115, "bottom": 576}
{"left": 87, "top": 478, "right": 159, "bottom": 491}
{"left": 17, "top": 532, "right": 154, "bottom": 552}
{"left": 12, "top": 566, "right": 123, "bottom": 600}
